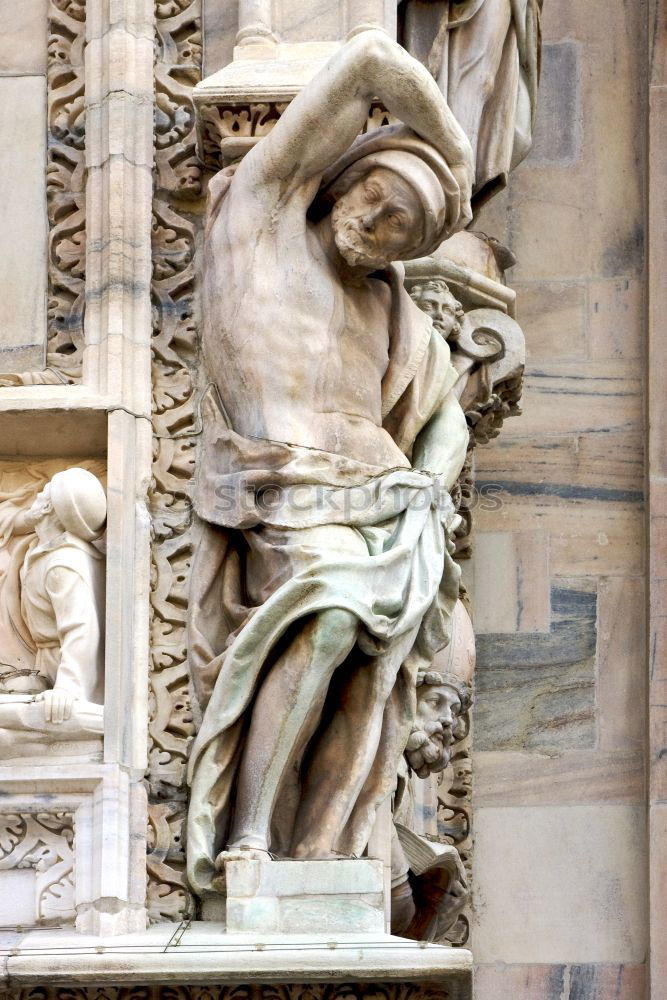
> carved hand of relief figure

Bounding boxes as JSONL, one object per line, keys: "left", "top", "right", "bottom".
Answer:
{"left": 0, "top": 467, "right": 106, "bottom": 758}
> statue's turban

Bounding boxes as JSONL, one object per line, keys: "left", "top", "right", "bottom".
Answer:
{"left": 51, "top": 468, "right": 107, "bottom": 541}
{"left": 318, "top": 124, "right": 473, "bottom": 259}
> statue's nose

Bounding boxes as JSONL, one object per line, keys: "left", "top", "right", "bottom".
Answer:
{"left": 362, "top": 205, "right": 381, "bottom": 231}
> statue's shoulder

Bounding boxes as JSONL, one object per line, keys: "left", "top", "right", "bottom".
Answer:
{"left": 42, "top": 537, "right": 103, "bottom": 578}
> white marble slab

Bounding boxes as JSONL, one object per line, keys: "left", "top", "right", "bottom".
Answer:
{"left": 0, "top": 76, "right": 47, "bottom": 374}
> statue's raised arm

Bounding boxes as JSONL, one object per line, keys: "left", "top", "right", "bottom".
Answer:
{"left": 237, "top": 29, "right": 473, "bottom": 221}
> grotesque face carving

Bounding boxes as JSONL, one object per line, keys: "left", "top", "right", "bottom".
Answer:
{"left": 405, "top": 677, "right": 467, "bottom": 778}
{"left": 410, "top": 280, "right": 463, "bottom": 341}
{"left": 331, "top": 166, "right": 425, "bottom": 270}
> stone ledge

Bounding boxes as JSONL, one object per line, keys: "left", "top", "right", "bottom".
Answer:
{"left": 0, "top": 925, "right": 472, "bottom": 997}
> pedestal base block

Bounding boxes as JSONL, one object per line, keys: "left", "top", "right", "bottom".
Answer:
{"left": 224, "top": 858, "right": 385, "bottom": 934}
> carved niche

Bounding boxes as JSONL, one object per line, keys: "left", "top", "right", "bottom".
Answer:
{"left": 0, "top": 461, "right": 107, "bottom": 763}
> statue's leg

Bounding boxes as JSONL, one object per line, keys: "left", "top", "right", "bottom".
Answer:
{"left": 224, "top": 606, "right": 360, "bottom": 857}
{"left": 291, "top": 624, "right": 419, "bottom": 859}
{"left": 447, "top": 1, "right": 513, "bottom": 158}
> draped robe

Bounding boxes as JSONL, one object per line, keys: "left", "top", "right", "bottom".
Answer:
{"left": 186, "top": 267, "right": 466, "bottom": 898}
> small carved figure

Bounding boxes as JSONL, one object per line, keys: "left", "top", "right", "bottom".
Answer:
{"left": 407, "top": 278, "right": 464, "bottom": 343}
{"left": 391, "top": 599, "right": 474, "bottom": 941}
{"left": 399, "top": 0, "right": 543, "bottom": 208}
{"left": 0, "top": 468, "right": 106, "bottom": 750}
{"left": 187, "top": 30, "right": 475, "bottom": 899}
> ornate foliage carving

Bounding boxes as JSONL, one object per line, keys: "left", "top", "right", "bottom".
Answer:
{"left": 404, "top": 280, "right": 525, "bottom": 947}
{"left": 0, "top": 812, "right": 75, "bottom": 924}
{"left": 148, "top": 0, "right": 205, "bottom": 922}
{"left": 2, "top": 984, "right": 455, "bottom": 1000}
{"left": 435, "top": 712, "right": 472, "bottom": 947}
{"left": 46, "top": 0, "right": 87, "bottom": 380}
{"left": 197, "top": 99, "right": 395, "bottom": 171}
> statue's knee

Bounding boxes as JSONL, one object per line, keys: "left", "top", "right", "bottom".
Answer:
{"left": 315, "top": 607, "right": 358, "bottom": 655}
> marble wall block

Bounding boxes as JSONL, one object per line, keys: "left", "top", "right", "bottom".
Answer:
{"left": 469, "top": 0, "right": 649, "bottom": 989}
{"left": 474, "top": 963, "right": 646, "bottom": 1000}
{"left": 0, "top": 76, "right": 47, "bottom": 373}
{"left": 474, "top": 581, "right": 596, "bottom": 751}
{"left": 529, "top": 42, "right": 581, "bottom": 167}
{"left": 472, "top": 804, "right": 648, "bottom": 965}
{"left": 468, "top": 530, "right": 550, "bottom": 634}
{"left": 0, "top": 0, "right": 47, "bottom": 75}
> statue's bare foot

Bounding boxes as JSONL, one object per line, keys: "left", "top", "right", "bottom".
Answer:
{"left": 212, "top": 843, "right": 272, "bottom": 891}
{"left": 215, "top": 844, "right": 272, "bottom": 869}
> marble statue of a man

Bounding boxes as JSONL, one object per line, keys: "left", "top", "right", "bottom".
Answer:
{"left": 0, "top": 468, "right": 106, "bottom": 744}
{"left": 187, "top": 29, "right": 474, "bottom": 899}
{"left": 399, "top": 0, "right": 543, "bottom": 208}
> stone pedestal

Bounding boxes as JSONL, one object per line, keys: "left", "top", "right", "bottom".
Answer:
{"left": 222, "top": 859, "right": 385, "bottom": 934}
{"left": 0, "top": 923, "right": 473, "bottom": 1000}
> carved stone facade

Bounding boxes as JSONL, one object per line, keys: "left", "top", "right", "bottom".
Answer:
{"left": 0, "top": 812, "right": 75, "bottom": 927}
{"left": 1, "top": 984, "right": 459, "bottom": 1000}
{"left": 0, "top": 1, "right": 657, "bottom": 999}
{"left": 0, "top": 0, "right": 87, "bottom": 386}
{"left": 148, "top": 0, "right": 205, "bottom": 924}
{"left": 46, "top": 0, "right": 87, "bottom": 381}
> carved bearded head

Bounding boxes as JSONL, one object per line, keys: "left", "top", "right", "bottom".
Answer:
{"left": 317, "top": 124, "right": 473, "bottom": 271}
{"left": 404, "top": 671, "right": 471, "bottom": 778}
{"left": 330, "top": 166, "right": 426, "bottom": 270}
{"left": 405, "top": 599, "right": 475, "bottom": 778}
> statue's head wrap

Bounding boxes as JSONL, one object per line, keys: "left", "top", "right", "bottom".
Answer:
{"left": 50, "top": 468, "right": 107, "bottom": 541}
{"left": 417, "top": 599, "right": 475, "bottom": 707}
{"left": 317, "top": 124, "right": 473, "bottom": 259}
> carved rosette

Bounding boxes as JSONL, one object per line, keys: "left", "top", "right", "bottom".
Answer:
{"left": 148, "top": 0, "right": 205, "bottom": 922}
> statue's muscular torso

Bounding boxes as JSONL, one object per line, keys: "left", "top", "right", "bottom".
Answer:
{"left": 203, "top": 177, "right": 411, "bottom": 471}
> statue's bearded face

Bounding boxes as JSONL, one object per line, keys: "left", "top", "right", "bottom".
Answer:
{"left": 25, "top": 484, "right": 53, "bottom": 529}
{"left": 405, "top": 682, "right": 465, "bottom": 778}
{"left": 331, "top": 167, "right": 424, "bottom": 270}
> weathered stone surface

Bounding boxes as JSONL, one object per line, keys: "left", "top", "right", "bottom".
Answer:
{"left": 470, "top": 530, "right": 550, "bottom": 634}
{"left": 473, "top": 804, "right": 648, "bottom": 964}
{"left": 0, "top": 76, "right": 47, "bottom": 375}
{"left": 474, "top": 750, "right": 645, "bottom": 807}
{"left": 0, "top": 0, "right": 47, "bottom": 75}
{"left": 597, "top": 576, "right": 646, "bottom": 751}
{"left": 474, "top": 962, "right": 646, "bottom": 1000}
{"left": 476, "top": 431, "right": 644, "bottom": 498}
{"left": 474, "top": 581, "right": 596, "bottom": 751}
{"left": 513, "top": 280, "right": 587, "bottom": 362}
{"left": 529, "top": 42, "right": 581, "bottom": 166}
